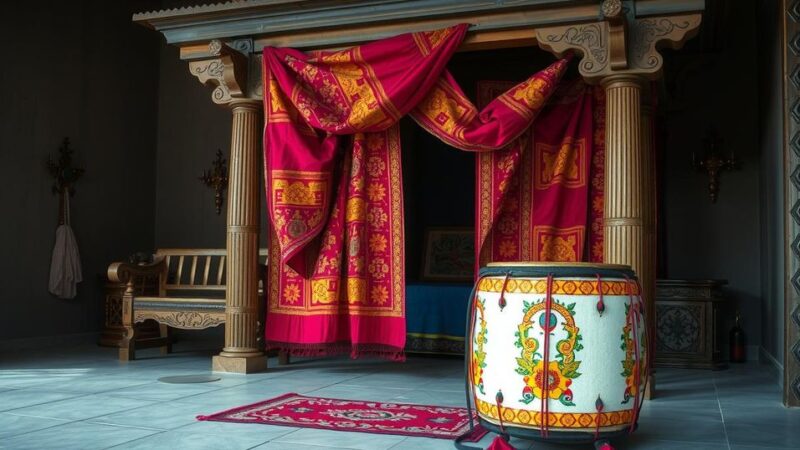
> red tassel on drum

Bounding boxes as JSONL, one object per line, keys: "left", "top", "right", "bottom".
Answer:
{"left": 486, "top": 436, "right": 516, "bottom": 450}
{"left": 489, "top": 391, "right": 517, "bottom": 450}
{"left": 594, "top": 395, "right": 604, "bottom": 440}
{"left": 498, "top": 273, "right": 511, "bottom": 310}
{"left": 596, "top": 274, "right": 605, "bottom": 316}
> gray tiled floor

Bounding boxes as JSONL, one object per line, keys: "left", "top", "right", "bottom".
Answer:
{"left": 0, "top": 341, "right": 796, "bottom": 449}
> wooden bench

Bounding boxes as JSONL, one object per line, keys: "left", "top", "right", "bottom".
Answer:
{"left": 108, "top": 248, "right": 268, "bottom": 362}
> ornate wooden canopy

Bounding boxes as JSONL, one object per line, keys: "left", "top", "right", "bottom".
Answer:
{"left": 133, "top": 0, "right": 705, "bottom": 387}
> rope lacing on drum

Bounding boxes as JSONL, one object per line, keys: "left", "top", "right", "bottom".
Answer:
{"left": 623, "top": 275, "right": 643, "bottom": 434}
{"left": 539, "top": 273, "right": 554, "bottom": 439}
{"left": 495, "top": 390, "right": 506, "bottom": 434}
{"left": 596, "top": 274, "right": 605, "bottom": 316}
{"left": 498, "top": 272, "right": 511, "bottom": 310}
{"left": 594, "top": 395, "right": 604, "bottom": 440}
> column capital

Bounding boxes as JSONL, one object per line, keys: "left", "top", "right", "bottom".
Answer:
{"left": 188, "top": 40, "right": 255, "bottom": 105}
{"left": 229, "top": 98, "right": 263, "bottom": 113}
{"left": 600, "top": 73, "right": 645, "bottom": 90}
{"left": 536, "top": 1, "right": 701, "bottom": 83}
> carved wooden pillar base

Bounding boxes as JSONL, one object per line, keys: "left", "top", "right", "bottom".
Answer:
{"left": 212, "top": 354, "right": 267, "bottom": 373}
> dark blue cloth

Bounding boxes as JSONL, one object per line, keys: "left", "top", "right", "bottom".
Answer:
{"left": 406, "top": 283, "right": 472, "bottom": 339}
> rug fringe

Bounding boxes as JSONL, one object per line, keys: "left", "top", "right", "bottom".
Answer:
{"left": 267, "top": 342, "right": 406, "bottom": 361}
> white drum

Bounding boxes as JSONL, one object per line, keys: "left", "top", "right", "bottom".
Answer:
{"left": 467, "top": 262, "right": 647, "bottom": 442}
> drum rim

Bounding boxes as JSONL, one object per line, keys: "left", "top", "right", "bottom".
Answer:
{"left": 486, "top": 261, "right": 632, "bottom": 271}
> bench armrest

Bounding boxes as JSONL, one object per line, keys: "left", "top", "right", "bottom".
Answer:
{"left": 108, "top": 256, "right": 167, "bottom": 284}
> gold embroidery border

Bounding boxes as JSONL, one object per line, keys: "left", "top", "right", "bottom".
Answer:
{"left": 475, "top": 398, "right": 633, "bottom": 429}
{"left": 477, "top": 277, "right": 641, "bottom": 296}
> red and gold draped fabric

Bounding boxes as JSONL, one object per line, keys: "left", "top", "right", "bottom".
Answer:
{"left": 263, "top": 23, "right": 569, "bottom": 358}
{"left": 475, "top": 80, "right": 606, "bottom": 267}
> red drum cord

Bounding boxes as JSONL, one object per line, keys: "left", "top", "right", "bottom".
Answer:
{"left": 495, "top": 391, "right": 506, "bottom": 434}
{"left": 539, "top": 273, "right": 554, "bottom": 438}
{"left": 594, "top": 396, "right": 604, "bottom": 440}
{"left": 596, "top": 274, "right": 605, "bottom": 315}
{"left": 498, "top": 272, "right": 511, "bottom": 310}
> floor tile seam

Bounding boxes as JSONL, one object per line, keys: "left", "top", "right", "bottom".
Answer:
{"left": 79, "top": 419, "right": 166, "bottom": 432}
{"left": 18, "top": 381, "right": 159, "bottom": 395}
{"left": 712, "top": 376, "right": 732, "bottom": 450}
{"left": 269, "top": 431, "right": 402, "bottom": 448}
{"left": 104, "top": 383, "right": 230, "bottom": 396}
{"left": 332, "top": 384, "right": 416, "bottom": 392}
{"left": 101, "top": 429, "right": 170, "bottom": 449}
{"left": 0, "top": 391, "right": 95, "bottom": 413}
{"left": 0, "top": 402, "right": 161, "bottom": 423}
{"left": 0, "top": 417, "right": 77, "bottom": 440}
{"left": 171, "top": 420, "right": 301, "bottom": 444}
{"left": 385, "top": 436, "right": 413, "bottom": 450}
{"left": 101, "top": 392, "right": 221, "bottom": 402}
{"left": 246, "top": 430, "right": 361, "bottom": 450}
{"left": 244, "top": 428, "right": 304, "bottom": 448}
{"left": 165, "top": 383, "right": 305, "bottom": 403}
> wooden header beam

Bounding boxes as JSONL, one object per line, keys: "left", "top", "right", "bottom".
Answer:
{"left": 134, "top": 0, "right": 704, "bottom": 59}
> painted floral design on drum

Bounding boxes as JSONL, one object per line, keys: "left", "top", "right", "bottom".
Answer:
{"left": 514, "top": 299, "right": 583, "bottom": 406}
{"left": 472, "top": 298, "right": 488, "bottom": 395}
{"left": 620, "top": 302, "right": 646, "bottom": 404}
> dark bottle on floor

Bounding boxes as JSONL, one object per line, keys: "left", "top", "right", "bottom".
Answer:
{"left": 729, "top": 312, "right": 746, "bottom": 363}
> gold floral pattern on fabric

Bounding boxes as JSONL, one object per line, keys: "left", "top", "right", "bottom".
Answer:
{"left": 589, "top": 87, "right": 606, "bottom": 262}
{"left": 535, "top": 137, "right": 587, "bottom": 189}
{"left": 497, "top": 61, "right": 568, "bottom": 121}
{"left": 268, "top": 127, "right": 404, "bottom": 318}
{"left": 412, "top": 27, "right": 456, "bottom": 56}
{"left": 267, "top": 74, "right": 292, "bottom": 123}
{"left": 271, "top": 170, "right": 330, "bottom": 248}
{"left": 285, "top": 49, "right": 401, "bottom": 132}
{"left": 413, "top": 79, "right": 476, "bottom": 139}
{"left": 534, "top": 226, "right": 584, "bottom": 262}
{"left": 475, "top": 79, "right": 597, "bottom": 268}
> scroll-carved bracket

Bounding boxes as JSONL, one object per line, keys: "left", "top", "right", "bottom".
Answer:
{"left": 188, "top": 39, "right": 249, "bottom": 105}
{"left": 536, "top": 9, "right": 702, "bottom": 83}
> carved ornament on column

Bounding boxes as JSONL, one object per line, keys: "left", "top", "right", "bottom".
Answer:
{"left": 188, "top": 39, "right": 251, "bottom": 105}
{"left": 536, "top": 0, "right": 702, "bottom": 83}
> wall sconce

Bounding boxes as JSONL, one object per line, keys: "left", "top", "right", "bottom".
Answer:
{"left": 199, "top": 149, "right": 228, "bottom": 215}
{"left": 692, "top": 131, "right": 737, "bottom": 203}
{"left": 46, "top": 137, "right": 85, "bottom": 225}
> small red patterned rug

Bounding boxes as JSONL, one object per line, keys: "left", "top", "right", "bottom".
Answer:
{"left": 197, "top": 393, "right": 488, "bottom": 441}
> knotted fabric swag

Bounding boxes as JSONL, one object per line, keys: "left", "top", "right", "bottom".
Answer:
{"left": 263, "top": 23, "right": 602, "bottom": 359}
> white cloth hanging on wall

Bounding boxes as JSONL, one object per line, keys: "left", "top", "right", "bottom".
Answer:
{"left": 48, "top": 193, "right": 82, "bottom": 299}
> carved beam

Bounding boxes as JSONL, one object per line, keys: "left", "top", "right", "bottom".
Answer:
{"left": 536, "top": 2, "right": 702, "bottom": 83}
{"left": 188, "top": 40, "right": 250, "bottom": 104}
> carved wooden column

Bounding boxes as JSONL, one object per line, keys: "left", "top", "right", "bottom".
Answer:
{"left": 538, "top": 0, "right": 702, "bottom": 397}
{"left": 190, "top": 41, "right": 267, "bottom": 373}
{"left": 602, "top": 75, "right": 644, "bottom": 274}
{"left": 640, "top": 89, "right": 657, "bottom": 377}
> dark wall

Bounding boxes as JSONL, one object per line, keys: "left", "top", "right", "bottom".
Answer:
{"left": 757, "top": 0, "right": 785, "bottom": 367}
{"left": 660, "top": 1, "right": 763, "bottom": 351}
{"left": 153, "top": 44, "right": 232, "bottom": 248}
{"left": 0, "top": 0, "right": 161, "bottom": 339}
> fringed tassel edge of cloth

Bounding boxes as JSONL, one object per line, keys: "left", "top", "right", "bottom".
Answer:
{"left": 267, "top": 342, "right": 406, "bottom": 361}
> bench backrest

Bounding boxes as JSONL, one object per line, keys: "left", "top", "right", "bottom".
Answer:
{"left": 154, "top": 248, "right": 268, "bottom": 297}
